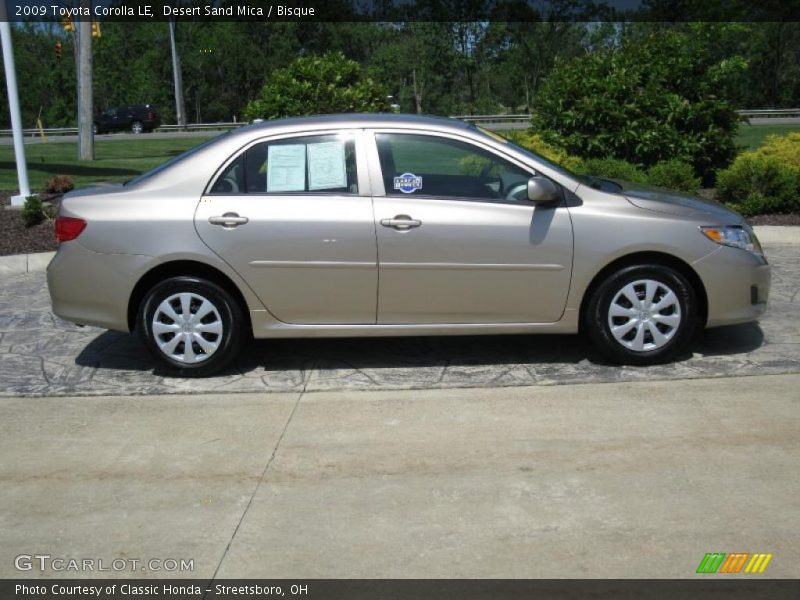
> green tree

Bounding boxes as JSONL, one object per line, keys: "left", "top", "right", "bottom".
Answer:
{"left": 367, "top": 22, "right": 458, "bottom": 115}
{"left": 532, "top": 27, "right": 745, "bottom": 180}
{"left": 244, "top": 52, "right": 390, "bottom": 121}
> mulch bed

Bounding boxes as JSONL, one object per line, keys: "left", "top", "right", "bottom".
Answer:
{"left": 1, "top": 191, "right": 60, "bottom": 256}
{"left": 1, "top": 189, "right": 798, "bottom": 257}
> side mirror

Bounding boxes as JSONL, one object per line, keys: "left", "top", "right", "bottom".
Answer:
{"left": 527, "top": 176, "right": 560, "bottom": 203}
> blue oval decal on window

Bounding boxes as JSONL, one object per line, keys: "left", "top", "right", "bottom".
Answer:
{"left": 393, "top": 172, "right": 423, "bottom": 194}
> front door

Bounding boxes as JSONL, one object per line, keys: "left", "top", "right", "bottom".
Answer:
{"left": 194, "top": 130, "right": 378, "bottom": 325}
{"left": 370, "top": 131, "right": 573, "bottom": 324}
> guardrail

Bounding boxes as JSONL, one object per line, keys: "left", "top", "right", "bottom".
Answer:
{"left": 736, "top": 109, "right": 800, "bottom": 118}
{"left": 157, "top": 122, "right": 241, "bottom": 131}
{"left": 0, "top": 126, "right": 77, "bottom": 136}
{"left": 0, "top": 122, "right": 245, "bottom": 137}
{"left": 451, "top": 114, "right": 531, "bottom": 124}
{"left": 454, "top": 110, "right": 800, "bottom": 122}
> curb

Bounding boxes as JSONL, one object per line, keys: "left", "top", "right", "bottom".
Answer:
{"left": 0, "top": 251, "right": 55, "bottom": 276}
{"left": 752, "top": 226, "right": 800, "bottom": 246}
{"left": 0, "top": 226, "right": 797, "bottom": 278}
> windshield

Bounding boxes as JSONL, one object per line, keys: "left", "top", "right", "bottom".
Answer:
{"left": 471, "top": 126, "right": 627, "bottom": 192}
{"left": 124, "top": 131, "right": 232, "bottom": 186}
{"left": 472, "top": 125, "right": 584, "bottom": 182}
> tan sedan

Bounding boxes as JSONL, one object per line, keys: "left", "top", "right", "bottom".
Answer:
{"left": 47, "top": 114, "right": 770, "bottom": 376}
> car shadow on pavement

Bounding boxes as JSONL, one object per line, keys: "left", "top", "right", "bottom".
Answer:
{"left": 74, "top": 322, "right": 766, "bottom": 378}
{"left": 694, "top": 322, "right": 765, "bottom": 356}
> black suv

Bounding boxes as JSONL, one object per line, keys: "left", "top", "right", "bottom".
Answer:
{"left": 94, "top": 105, "right": 161, "bottom": 134}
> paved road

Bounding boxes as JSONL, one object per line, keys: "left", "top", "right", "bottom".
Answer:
{"left": 1, "top": 374, "right": 797, "bottom": 579}
{"left": 0, "top": 243, "right": 798, "bottom": 397}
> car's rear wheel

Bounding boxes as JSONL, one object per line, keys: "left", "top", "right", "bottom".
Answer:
{"left": 585, "top": 264, "right": 698, "bottom": 365}
{"left": 131, "top": 120, "right": 144, "bottom": 134}
{"left": 139, "top": 276, "right": 244, "bottom": 377}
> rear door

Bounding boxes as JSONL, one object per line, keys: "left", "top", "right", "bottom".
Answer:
{"left": 194, "top": 129, "right": 378, "bottom": 325}
{"left": 368, "top": 130, "right": 574, "bottom": 324}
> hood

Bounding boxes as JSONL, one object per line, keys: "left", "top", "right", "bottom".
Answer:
{"left": 613, "top": 180, "right": 744, "bottom": 224}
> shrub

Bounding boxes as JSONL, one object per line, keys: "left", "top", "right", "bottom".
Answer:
{"left": 44, "top": 175, "right": 74, "bottom": 194}
{"left": 748, "top": 132, "right": 800, "bottom": 168}
{"left": 244, "top": 52, "right": 390, "bottom": 121}
{"left": 507, "top": 131, "right": 584, "bottom": 172}
{"left": 734, "top": 193, "right": 795, "bottom": 217}
{"left": 647, "top": 159, "right": 701, "bottom": 194}
{"left": 531, "top": 28, "right": 743, "bottom": 180}
{"left": 20, "top": 195, "right": 46, "bottom": 227}
{"left": 717, "top": 153, "right": 800, "bottom": 216}
{"left": 577, "top": 157, "right": 648, "bottom": 183}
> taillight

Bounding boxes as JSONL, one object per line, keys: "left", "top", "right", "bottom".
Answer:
{"left": 55, "top": 216, "right": 86, "bottom": 243}
{"left": 147, "top": 111, "right": 155, "bottom": 120}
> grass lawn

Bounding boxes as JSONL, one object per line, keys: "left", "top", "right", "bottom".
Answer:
{"left": 735, "top": 123, "right": 800, "bottom": 151}
{"left": 0, "top": 137, "right": 210, "bottom": 191}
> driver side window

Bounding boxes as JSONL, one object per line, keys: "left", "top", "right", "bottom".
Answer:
{"left": 375, "top": 133, "right": 532, "bottom": 202}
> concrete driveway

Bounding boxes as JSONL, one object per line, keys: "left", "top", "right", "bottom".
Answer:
{"left": 0, "top": 242, "right": 798, "bottom": 397}
{"left": 1, "top": 375, "right": 798, "bottom": 579}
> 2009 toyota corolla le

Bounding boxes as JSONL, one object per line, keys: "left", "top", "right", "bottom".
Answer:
{"left": 47, "top": 114, "right": 770, "bottom": 376}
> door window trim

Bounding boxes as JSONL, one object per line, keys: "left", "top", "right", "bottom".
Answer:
{"left": 204, "top": 128, "right": 372, "bottom": 197}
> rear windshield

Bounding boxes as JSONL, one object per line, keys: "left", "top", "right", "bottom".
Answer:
{"left": 124, "top": 132, "right": 231, "bottom": 186}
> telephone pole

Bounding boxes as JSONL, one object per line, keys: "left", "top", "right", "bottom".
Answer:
{"left": 0, "top": 17, "right": 31, "bottom": 205}
{"left": 169, "top": 19, "right": 186, "bottom": 128}
{"left": 77, "top": 0, "right": 94, "bottom": 160}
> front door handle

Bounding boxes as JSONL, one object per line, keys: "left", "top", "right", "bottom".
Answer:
{"left": 208, "top": 212, "right": 249, "bottom": 228}
{"left": 380, "top": 215, "right": 422, "bottom": 230}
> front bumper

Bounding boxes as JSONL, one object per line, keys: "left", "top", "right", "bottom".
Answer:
{"left": 692, "top": 245, "right": 771, "bottom": 328}
{"left": 47, "top": 241, "right": 152, "bottom": 332}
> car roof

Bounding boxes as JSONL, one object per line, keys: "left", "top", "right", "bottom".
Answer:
{"left": 240, "top": 113, "right": 474, "bottom": 134}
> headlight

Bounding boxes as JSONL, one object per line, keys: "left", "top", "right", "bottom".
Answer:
{"left": 700, "top": 225, "right": 763, "bottom": 256}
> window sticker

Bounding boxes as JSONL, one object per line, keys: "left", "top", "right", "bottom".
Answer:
{"left": 266, "top": 144, "right": 306, "bottom": 192}
{"left": 307, "top": 141, "right": 347, "bottom": 190}
{"left": 393, "top": 172, "right": 423, "bottom": 194}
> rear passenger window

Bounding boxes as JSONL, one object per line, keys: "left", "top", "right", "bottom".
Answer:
{"left": 210, "top": 133, "right": 358, "bottom": 195}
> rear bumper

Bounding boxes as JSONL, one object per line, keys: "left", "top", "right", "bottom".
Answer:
{"left": 692, "top": 246, "right": 771, "bottom": 328}
{"left": 47, "top": 241, "right": 152, "bottom": 332}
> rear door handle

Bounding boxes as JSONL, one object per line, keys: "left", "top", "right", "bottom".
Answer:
{"left": 380, "top": 215, "right": 422, "bottom": 230}
{"left": 208, "top": 212, "right": 249, "bottom": 228}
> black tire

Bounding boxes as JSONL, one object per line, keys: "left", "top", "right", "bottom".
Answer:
{"left": 138, "top": 276, "right": 244, "bottom": 377}
{"left": 585, "top": 264, "right": 698, "bottom": 365}
{"left": 131, "top": 120, "right": 144, "bottom": 134}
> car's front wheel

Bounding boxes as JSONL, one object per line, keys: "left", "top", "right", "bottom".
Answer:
{"left": 585, "top": 264, "right": 698, "bottom": 365}
{"left": 139, "top": 276, "right": 244, "bottom": 377}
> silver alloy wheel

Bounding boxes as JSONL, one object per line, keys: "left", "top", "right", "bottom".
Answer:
{"left": 607, "top": 279, "right": 682, "bottom": 352}
{"left": 131, "top": 121, "right": 143, "bottom": 134}
{"left": 152, "top": 292, "right": 223, "bottom": 364}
